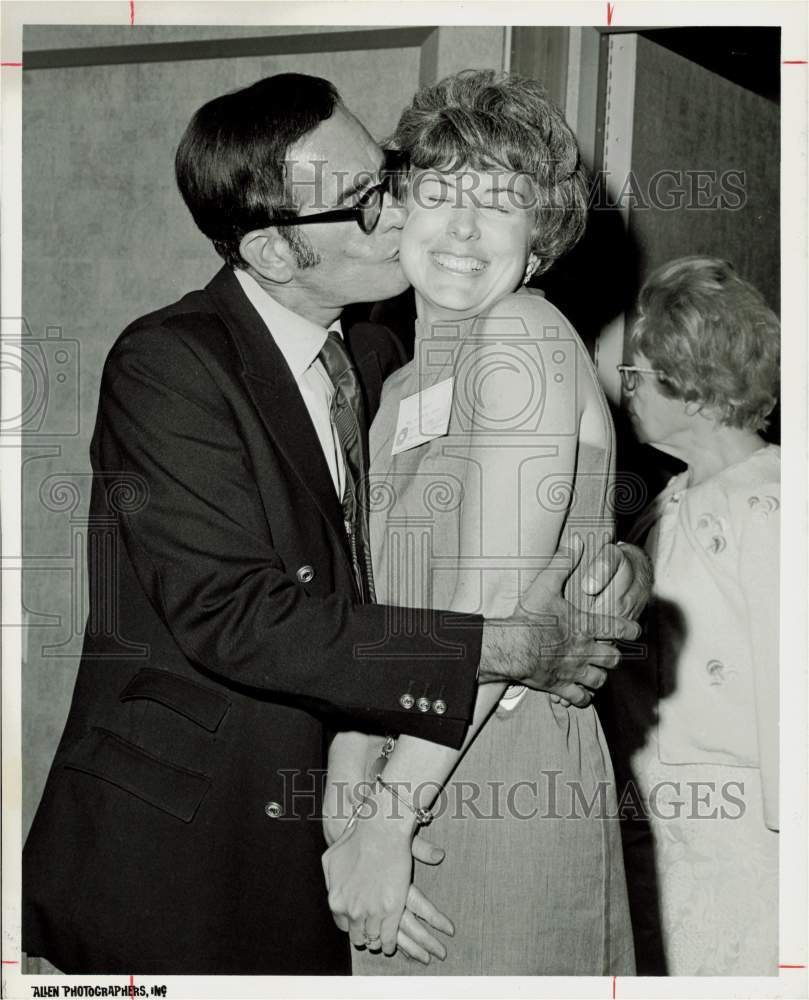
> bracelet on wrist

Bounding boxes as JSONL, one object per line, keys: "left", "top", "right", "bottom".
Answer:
{"left": 374, "top": 774, "right": 434, "bottom": 828}
{"left": 370, "top": 734, "right": 396, "bottom": 781}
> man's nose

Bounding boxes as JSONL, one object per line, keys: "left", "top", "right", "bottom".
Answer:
{"left": 375, "top": 190, "right": 407, "bottom": 232}
{"left": 448, "top": 207, "right": 480, "bottom": 241}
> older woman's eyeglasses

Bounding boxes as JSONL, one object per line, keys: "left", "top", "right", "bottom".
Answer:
{"left": 273, "top": 149, "right": 409, "bottom": 236}
{"left": 616, "top": 364, "right": 668, "bottom": 393}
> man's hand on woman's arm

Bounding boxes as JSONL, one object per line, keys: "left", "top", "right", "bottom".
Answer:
{"left": 478, "top": 537, "right": 642, "bottom": 705}
{"left": 322, "top": 538, "right": 651, "bottom": 954}
{"left": 582, "top": 541, "right": 653, "bottom": 619}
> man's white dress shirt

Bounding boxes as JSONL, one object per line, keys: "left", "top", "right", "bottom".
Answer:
{"left": 234, "top": 268, "right": 346, "bottom": 501}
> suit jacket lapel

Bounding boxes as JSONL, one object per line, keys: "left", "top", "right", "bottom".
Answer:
{"left": 205, "top": 267, "right": 349, "bottom": 552}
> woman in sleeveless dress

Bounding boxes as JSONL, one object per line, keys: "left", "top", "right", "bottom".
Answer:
{"left": 322, "top": 70, "right": 634, "bottom": 975}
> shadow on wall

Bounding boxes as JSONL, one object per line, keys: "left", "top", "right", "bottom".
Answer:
{"left": 537, "top": 190, "right": 641, "bottom": 354}
{"left": 598, "top": 592, "right": 688, "bottom": 976}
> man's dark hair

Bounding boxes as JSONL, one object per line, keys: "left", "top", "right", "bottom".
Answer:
{"left": 175, "top": 73, "right": 340, "bottom": 269}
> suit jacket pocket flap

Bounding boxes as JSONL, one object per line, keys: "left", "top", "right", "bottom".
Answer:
{"left": 63, "top": 727, "right": 210, "bottom": 823}
{"left": 120, "top": 668, "right": 230, "bottom": 732}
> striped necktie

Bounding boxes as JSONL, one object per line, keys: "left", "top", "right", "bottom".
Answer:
{"left": 318, "top": 331, "right": 376, "bottom": 603}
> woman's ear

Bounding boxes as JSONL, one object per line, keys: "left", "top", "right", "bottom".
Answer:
{"left": 684, "top": 400, "right": 706, "bottom": 419}
{"left": 239, "top": 230, "right": 296, "bottom": 284}
{"left": 522, "top": 253, "right": 540, "bottom": 286}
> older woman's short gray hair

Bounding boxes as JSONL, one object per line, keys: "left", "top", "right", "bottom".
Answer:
{"left": 391, "top": 69, "right": 588, "bottom": 275}
{"left": 630, "top": 256, "right": 780, "bottom": 432}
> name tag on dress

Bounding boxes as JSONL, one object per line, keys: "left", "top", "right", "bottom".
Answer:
{"left": 391, "top": 376, "right": 454, "bottom": 455}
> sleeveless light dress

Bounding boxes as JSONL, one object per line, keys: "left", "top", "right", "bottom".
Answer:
{"left": 353, "top": 295, "right": 635, "bottom": 975}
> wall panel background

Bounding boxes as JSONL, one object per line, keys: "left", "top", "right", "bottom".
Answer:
{"left": 629, "top": 34, "right": 779, "bottom": 312}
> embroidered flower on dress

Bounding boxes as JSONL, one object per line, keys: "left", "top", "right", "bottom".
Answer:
{"left": 747, "top": 495, "right": 779, "bottom": 520}
{"left": 695, "top": 513, "right": 727, "bottom": 554}
{"left": 706, "top": 659, "right": 738, "bottom": 685}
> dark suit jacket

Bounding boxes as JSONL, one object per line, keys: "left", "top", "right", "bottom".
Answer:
{"left": 23, "top": 267, "right": 482, "bottom": 974}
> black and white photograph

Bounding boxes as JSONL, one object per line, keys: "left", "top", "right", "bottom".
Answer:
{"left": 1, "top": 3, "right": 806, "bottom": 997}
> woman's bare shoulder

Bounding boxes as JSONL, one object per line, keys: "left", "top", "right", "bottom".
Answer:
{"left": 473, "top": 290, "right": 595, "bottom": 376}
{"left": 474, "top": 288, "right": 575, "bottom": 336}
{"left": 473, "top": 289, "right": 603, "bottom": 399}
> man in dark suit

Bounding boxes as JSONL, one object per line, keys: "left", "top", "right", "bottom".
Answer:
{"left": 23, "top": 73, "right": 645, "bottom": 975}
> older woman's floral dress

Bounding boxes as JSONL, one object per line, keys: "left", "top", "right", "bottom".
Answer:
{"left": 609, "top": 445, "right": 780, "bottom": 975}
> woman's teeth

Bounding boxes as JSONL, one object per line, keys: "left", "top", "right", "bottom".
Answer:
{"left": 431, "top": 252, "right": 488, "bottom": 274}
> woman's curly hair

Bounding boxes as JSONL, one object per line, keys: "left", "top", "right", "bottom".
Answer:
{"left": 390, "top": 69, "right": 588, "bottom": 276}
{"left": 630, "top": 256, "right": 780, "bottom": 431}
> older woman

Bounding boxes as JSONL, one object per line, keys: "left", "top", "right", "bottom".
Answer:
{"left": 610, "top": 257, "right": 780, "bottom": 975}
{"left": 322, "top": 70, "right": 636, "bottom": 975}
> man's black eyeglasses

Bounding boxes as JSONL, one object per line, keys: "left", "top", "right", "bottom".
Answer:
{"left": 274, "top": 150, "right": 409, "bottom": 236}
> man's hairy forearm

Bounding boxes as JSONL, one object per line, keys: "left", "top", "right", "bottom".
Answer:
{"left": 478, "top": 620, "right": 526, "bottom": 684}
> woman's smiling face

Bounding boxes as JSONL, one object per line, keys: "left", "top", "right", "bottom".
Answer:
{"left": 400, "top": 166, "right": 536, "bottom": 321}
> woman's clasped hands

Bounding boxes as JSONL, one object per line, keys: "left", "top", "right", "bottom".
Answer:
{"left": 322, "top": 780, "right": 454, "bottom": 965}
